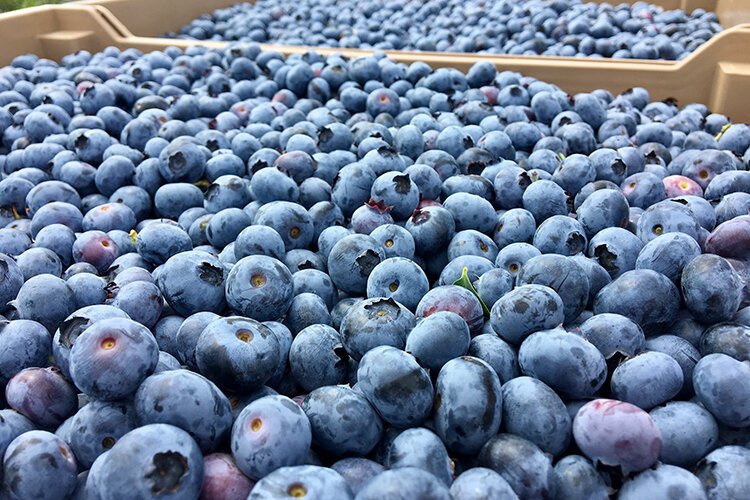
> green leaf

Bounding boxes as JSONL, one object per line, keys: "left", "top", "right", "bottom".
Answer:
{"left": 453, "top": 267, "right": 490, "bottom": 318}
{"left": 557, "top": 152, "right": 566, "bottom": 162}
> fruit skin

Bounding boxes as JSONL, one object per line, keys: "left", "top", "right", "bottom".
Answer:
{"left": 52, "top": 304, "right": 130, "bottom": 379}
{"left": 156, "top": 250, "right": 227, "bottom": 317}
{"left": 0, "top": 320, "right": 51, "bottom": 381}
{"left": 577, "top": 313, "right": 645, "bottom": 360}
{"left": 356, "top": 346, "right": 433, "bottom": 429}
{"left": 693, "top": 353, "right": 750, "bottom": 428}
{"left": 501, "top": 376, "right": 571, "bottom": 457}
{"left": 704, "top": 215, "right": 750, "bottom": 258}
{"left": 416, "top": 285, "right": 484, "bottom": 334}
{"left": 249, "top": 465, "right": 352, "bottom": 500}
{"left": 593, "top": 269, "right": 681, "bottom": 335}
{"left": 5, "top": 367, "right": 77, "bottom": 429}
{"left": 355, "top": 467, "right": 451, "bottom": 500}
{"left": 366, "top": 257, "right": 428, "bottom": 311}
{"left": 225, "top": 255, "right": 294, "bottom": 322}
{"left": 468, "top": 333, "right": 520, "bottom": 384}
{"left": 340, "top": 297, "right": 415, "bottom": 361}
{"left": 330, "top": 458, "right": 385, "bottom": 496}
{"left": 85, "top": 423, "right": 204, "bottom": 500}
{"left": 681, "top": 254, "right": 744, "bottom": 325}
{"left": 200, "top": 453, "right": 254, "bottom": 500}
{"left": 519, "top": 328, "right": 607, "bottom": 399}
{"left": 0, "top": 254, "right": 25, "bottom": 307}
{"left": 649, "top": 401, "right": 719, "bottom": 468}
{"left": 433, "top": 356, "right": 503, "bottom": 455}
{"left": 69, "top": 317, "right": 159, "bottom": 401}
{"left": 635, "top": 232, "right": 702, "bottom": 284}
{"left": 516, "top": 254, "right": 590, "bottom": 324}
{"left": 572, "top": 399, "right": 662, "bottom": 474}
{"left": 302, "top": 385, "right": 383, "bottom": 457}
{"left": 231, "top": 395, "right": 312, "bottom": 480}
{"left": 327, "top": 234, "right": 386, "bottom": 295}
{"left": 478, "top": 433, "right": 557, "bottom": 499}
{"left": 699, "top": 322, "right": 750, "bottom": 362}
{"left": 15, "top": 273, "right": 75, "bottom": 333}
{"left": 553, "top": 455, "right": 609, "bottom": 500}
{"left": 195, "top": 316, "right": 281, "bottom": 393}
{"left": 387, "top": 427, "right": 453, "bottom": 486}
{"left": 610, "top": 351, "right": 684, "bottom": 410}
{"left": 450, "top": 467, "right": 519, "bottom": 500}
{"left": 134, "top": 369, "right": 233, "bottom": 454}
{"left": 405, "top": 311, "right": 470, "bottom": 372}
{"left": 490, "top": 284, "right": 565, "bottom": 345}
{"left": 2, "top": 430, "right": 78, "bottom": 500}
{"left": 619, "top": 463, "right": 707, "bottom": 500}
{"left": 66, "top": 400, "right": 138, "bottom": 469}
{"left": 695, "top": 446, "right": 750, "bottom": 500}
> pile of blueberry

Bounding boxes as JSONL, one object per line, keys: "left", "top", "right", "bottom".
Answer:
{"left": 0, "top": 40, "right": 747, "bottom": 499}
{"left": 170, "top": 0, "right": 723, "bottom": 60}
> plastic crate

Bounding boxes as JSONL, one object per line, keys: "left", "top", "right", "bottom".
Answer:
{"left": 78, "top": 0, "right": 750, "bottom": 37}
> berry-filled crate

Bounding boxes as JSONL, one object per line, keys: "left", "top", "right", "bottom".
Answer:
{"left": 0, "top": 0, "right": 748, "bottom": 498}
{"left": 5, "top": 0, "right": 746, "bottom": 120}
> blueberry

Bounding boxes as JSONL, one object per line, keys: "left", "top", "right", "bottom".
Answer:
{"left": 15, "top": 274, "right": 75, "bottom": 333}
{"left": 356, "top": 468, "right": 451, "bottom": 500}
{"left": 195, "top": 316, "right": 281, "bottom": 392}
{"left": 0, "top": 320, "right": 51, "bottom": 380}
{"left": 434, "top": 356, "right": 502, "bottom": 455}
{"left": 573, "top": 399, "right": 662, "bottom": 474}
{"left": 66, "top": 400, "right": 138, "bottom": 469}
{"left": 490, "top": 284, "right": 564, "bottom": 344}
{"left": 405, "top": 206, "right": 456, "bottom": 256}
{"left": 3, "top": 430, "right": 78, "bottom": 500}
{"left": 86, "top": 424, "right": 204, "bottom": 499}
{"left": 693, "top": 353, "right": 750, "bottom": 428}
{"left": 330, "top": 458, "right": 384, "bottom": 496}
{"left": 231, "top": 395, "right": 311, "bottom": 480}
{"left": 649, "top": 401, "right": 719, "bottom": 468}
{"left": 200, "top": 453, "right": 255, "bottom": 500}
{"left": 52, "top": 304, "right": 130, "bottom": 379}
{"left": 478, "top": 433, "right": 556, "bottom": 499}
{"left": 327, "top": 234, "right": 385, "bottom": 295}
{"left": 519, "top": 327, "right": 606, "bottom": 398}
{"left": 136, "top": 222, "right": 192, "bottom": 266}
{"left": 695, "top": 446, "right": 750, "bottom": 499}
{"left": 225, "top": 255, "right": 294, "bottom": 321}
{"left": 553, "top": 455, "right": 610, "bottom": 500}
{"left": 356, "top": 346, "right": 433, "bottom": 428}
{"left": 69, "top": 317, "right": 159, "bottom": 401}
{"left": 289, "top": 324, "right": 348, "bottom": 391}
{"left": 405, "top": 311, "right": 470, "bottom": 372}
{"left": 249, "top": 465, "right": 352, "bottom": 500}
{"left": 501, "top": 376, "right": 571, "bottom": 456}
{"left": 532, "top": 215, "right": 587, "bottom": 256}
{"left": 577, "top": 313, "right": 645, "bottom": 360}
{"left": 594, "top": 269, "right": 681, "bottom": 335}
{"left": 517, "top": 254, "right": 589, "bottom": 324}
{"left": 610, "top": 351, "right": 684, "bottom": 410}
{"left": 387, "top": 427, "right": 453, "bottom": 486}
{"left": 156, "top": 250, "right": 227, "bottom": 316}
{"left": 110, "top": 281, "right": 163, "bottom": 329}
{"left": 134, "top": 369, "right": 232, "bottom": 453}
{"left": 681, "top": 254, "right": 744, "bottom": 324}
{"left": 302, "top": 385, "right": 382, "bottom": 457}
{"left": 619, "top": 463, "right": 707, "bottom": 500}
{"left": 6, "top": 367, "right": 77, "bottom": 429}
